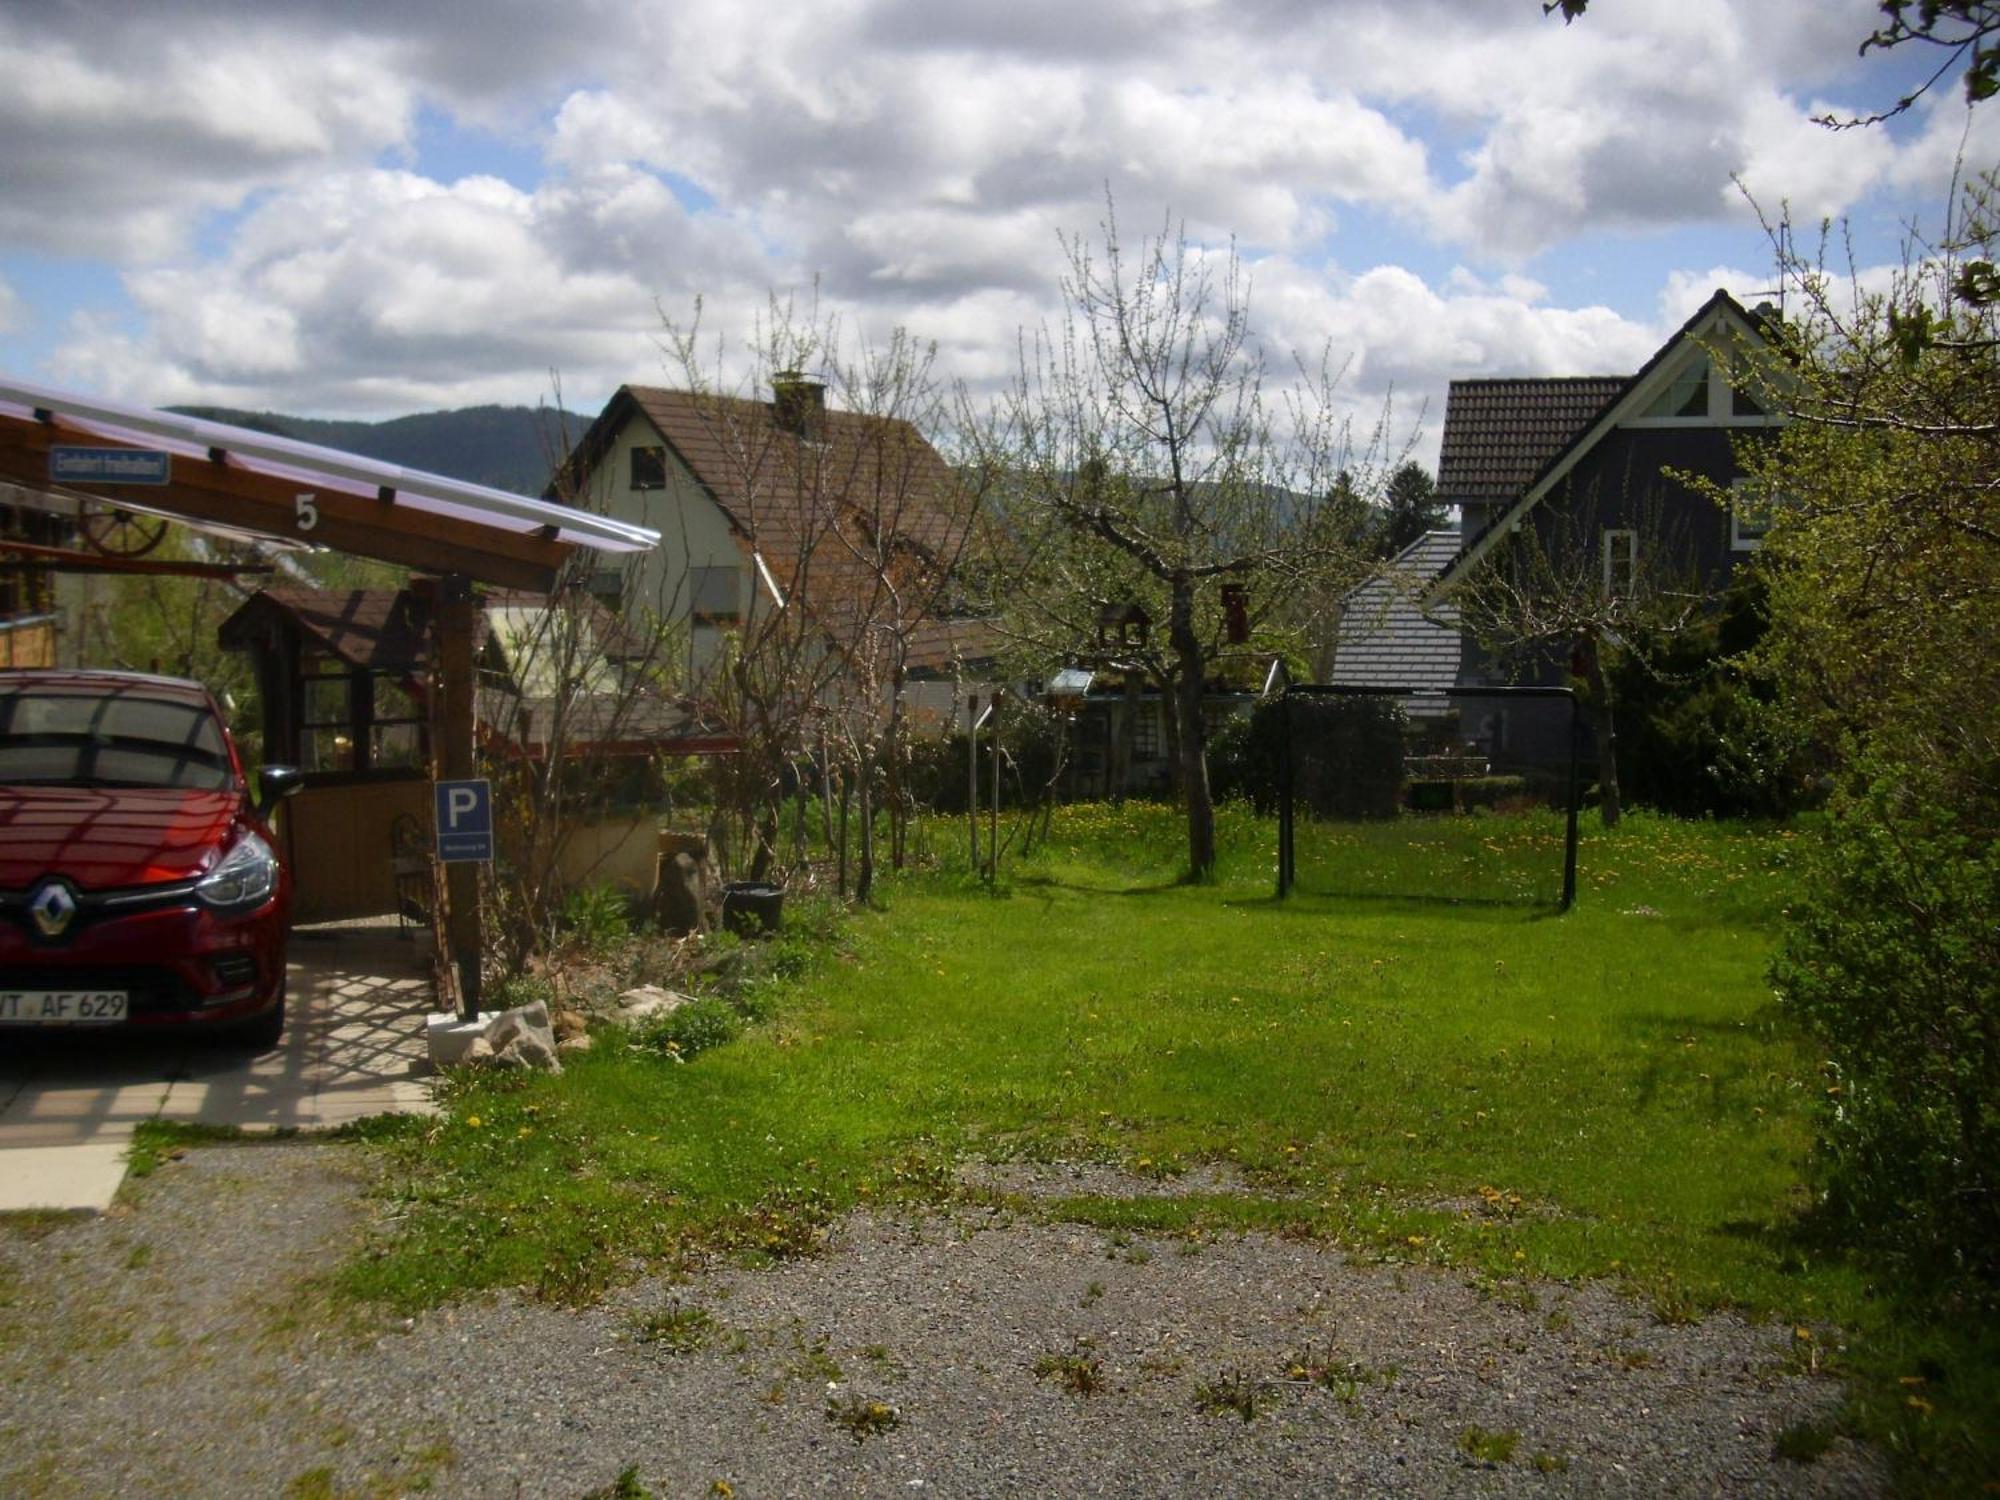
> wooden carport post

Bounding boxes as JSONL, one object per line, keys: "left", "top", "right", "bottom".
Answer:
{"left": 436, "top": 574, "right": 483, "bottom": 1019}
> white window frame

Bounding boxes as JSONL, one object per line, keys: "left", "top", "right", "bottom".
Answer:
{"left": 1602, "top": 528, "right": 1638, "bottom": 598}
{"left": 1729, "top": 477, "right": 1771, "bottom": 551}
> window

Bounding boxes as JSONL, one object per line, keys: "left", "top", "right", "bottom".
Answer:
{"left": 367, "top": 675, "right": 426, "bottom": 771}
{"left": 299, "top": 664, "right": 354, "bottom": 773}
{"left": 1131, "top": 703, "right": 1162, "bottom": 760}
{"left": 1643, "top": 360, "right": 1709, "bottom": 420}
{"left": 1602, "top": 529, "right": 1638, "bottom": 598}
{"left": 1730, "top": 478, "right": 1773, "bottom": 550}
{"left": 630, "top": 445, "right": 667, "bottom": 490}
{"left": 688, "top": 565, "right": 742, "bottom": 623}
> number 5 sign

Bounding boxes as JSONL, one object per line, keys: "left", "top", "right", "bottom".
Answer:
{"left": 434, "top": 778, "right": 494, "bottom": 863}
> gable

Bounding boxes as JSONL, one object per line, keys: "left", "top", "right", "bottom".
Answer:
{"left": 1432, "top": 289, "right": 1782, "bottom": 596}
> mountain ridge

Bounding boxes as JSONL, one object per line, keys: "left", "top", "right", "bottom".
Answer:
{"left": 165, "top": 404, "right": 584, "bottom": 497}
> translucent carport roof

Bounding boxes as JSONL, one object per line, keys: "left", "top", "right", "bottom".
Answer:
{"left": 0, "top": 376, "right": 658, "bottom": 589}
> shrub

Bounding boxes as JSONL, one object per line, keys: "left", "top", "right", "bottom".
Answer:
{"left": 1457, "top": 775, "right": 1531, "bottom": 812}
{"left": 643, "top": 996, "right": 744, "bottom": 1061}
{"left": 1610, "top": 568, "right": 1809, "bottom": 819}
{"left": 558, "top": 881, "right": 632, "bottom": 951}
{"left": 1773, "top": 752, "right": 2000, "bottom": 1284}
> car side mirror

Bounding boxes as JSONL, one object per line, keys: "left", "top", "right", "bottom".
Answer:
{"left": 256, "top": 765, "right": 304, "bottom": 817}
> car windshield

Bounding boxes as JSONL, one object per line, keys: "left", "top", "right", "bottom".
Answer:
{"left": 0, "top": 685, "right": 235, "bottom": 792}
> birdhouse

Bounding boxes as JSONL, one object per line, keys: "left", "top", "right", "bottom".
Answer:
{"left": 1221, "top": 583, "right": 1249, "bottom": 645}
{"left": 1096, "top": 601, "right": 1150, "bottom": 649}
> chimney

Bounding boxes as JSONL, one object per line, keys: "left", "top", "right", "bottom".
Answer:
{"left": 771, "top": 370, "right": 826, "bottom": 436}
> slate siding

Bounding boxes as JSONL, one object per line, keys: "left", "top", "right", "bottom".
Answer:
{"left": 1329, "top": 529, "right": 1462, "bottom": 717}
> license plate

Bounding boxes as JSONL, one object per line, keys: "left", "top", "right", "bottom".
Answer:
{"left": 0, "top": 990, "right": 129, "bottom": 1025}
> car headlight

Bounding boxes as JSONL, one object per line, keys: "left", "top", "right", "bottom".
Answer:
{"left": 196, "top": 830, "right": 279, "bottom": 912}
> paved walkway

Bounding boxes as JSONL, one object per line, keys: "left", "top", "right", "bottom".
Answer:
{"left": 0, "top": 918, "right": 438, "bottom": 1213}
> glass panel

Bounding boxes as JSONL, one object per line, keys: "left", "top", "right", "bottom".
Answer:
{"left": 689, "top": 565, "right": 741, "bottom": 620}
{"left": 631, "top": 446, "right": 667, "bottom": 490}
{"left": 1644, "top": 361, "right": 1709, "bottom": 419}
{"left": 301, "top": 675, "right": 349, "bottom": 727}
{"left": 370, "top": 722, "right": 423, "bottom": 769}
{"left": 373, "top": 675, "right": 420, "bottom": 723}
{"left": 0, "top": 687, "right": 231, "bottom": 789}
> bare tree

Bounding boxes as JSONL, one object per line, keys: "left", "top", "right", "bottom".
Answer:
{"left": 981, "top": 203, "right": 1390, "bottom": 876}
{"left": 660, "top": 299, "right": 984, "bottom": 899}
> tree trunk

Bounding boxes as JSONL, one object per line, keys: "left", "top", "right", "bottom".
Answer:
{"left": 1583, "top": 636, "right": 1622, "bottom": 829}
{"left": 856, "top": 754, "right": 876, "bottom": 903}
{"left": 1169, "top": 578, "right": 1216, "bottom": 877}
{"left": 1159, "top": 667, "right": 1185, "bottom": 802}
{"left": 885, "top": 664, "right": 908, "bottom": 871}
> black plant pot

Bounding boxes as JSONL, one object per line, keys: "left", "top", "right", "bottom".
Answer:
{"left": 721, "top": 881, "right": 785, "bottom": 937}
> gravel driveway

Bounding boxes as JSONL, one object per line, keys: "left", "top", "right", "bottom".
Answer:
{"left": 0, "top": 1142, "right": 1884, "bottom": 1498}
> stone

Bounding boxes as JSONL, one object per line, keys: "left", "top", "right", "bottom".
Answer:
{"left": 557, "top": 1033, "right": 593, "bottom": 1055}
{"left": 617, "top": 984, "right": 692, "bottom": 1021}
{"left": 654, "top": 848, "right": 716, "bottom": 936}
{"left": 482, "top": 1000, "right": 562, "bottom": 1074}
{"left": 551, "top": 1007, "right": 589, "bottom": 1041}
{"left": 425, "top": 1010, "right": 491, "bottom": 1069}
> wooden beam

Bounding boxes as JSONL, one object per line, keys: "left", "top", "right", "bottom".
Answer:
{"left": 436, "top": 574, "right": 483, "bottom": 1019}
{"left": 0, "top": 419, "right": 571, "bottom": 592}
{"left": 0, "top": 538, "right": 273, "bottom": 578}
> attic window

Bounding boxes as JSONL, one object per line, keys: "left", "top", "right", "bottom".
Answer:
{"left": 1730, "top": 383, "right": 1769, "bottom": 418}
{"left": 1644, "top": 361, "right": 1710, "bottom": 420}
{"left": 631, "top": 446, "right": 667, "bottom": 491}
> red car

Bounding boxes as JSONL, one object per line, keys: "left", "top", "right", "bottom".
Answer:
{"left": 0, "top": 670, "right": 300, "bottom": 1048}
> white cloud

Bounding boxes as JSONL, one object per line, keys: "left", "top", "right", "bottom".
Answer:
{"left": 0, "top": 13, "right": 417, "bottom": 260}
{"left": 51, "top": 167, "right": 773, "bottom": 414}
{"left": 7, "top": 0, "right": 1979, "bottom": 447}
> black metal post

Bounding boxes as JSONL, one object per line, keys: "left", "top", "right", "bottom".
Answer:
{"left": 1277, "top": 689, "right": 1294, "bottom": 897}
{"left": 1561, "top": 697, "right": 1582, "bottom": 911}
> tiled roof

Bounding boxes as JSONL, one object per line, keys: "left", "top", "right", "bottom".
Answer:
{"left": 217, "top": 587, "right": 651, "bottom": 675}
{"left": 1435, "top": 378, "right": 1626, "bottom": 506}
{"left": 903, "top": 615, "right": 1004, "bottom": 676}
{"left": 1329, "top": 530, "right": 1463, "bottom": 714}
{"left": 619, "top": 387, "right": 970, "bottom": 650}
{"left": 218, "top": 588, "right": 433, "bottom": 671}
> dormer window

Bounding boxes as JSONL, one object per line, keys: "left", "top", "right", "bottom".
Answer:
{"left": 631, "top": 446, "right": 667, "bottom": 490}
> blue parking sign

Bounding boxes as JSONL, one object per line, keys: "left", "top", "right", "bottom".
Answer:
{"left": 434, "top": 778, "right": 494, "bottom": 863}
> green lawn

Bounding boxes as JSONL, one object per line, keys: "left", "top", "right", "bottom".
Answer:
{"left": 337, "top": 800, "right": 1992, "bottom": 1490}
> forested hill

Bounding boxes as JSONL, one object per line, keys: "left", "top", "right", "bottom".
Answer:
{"left": 166, "top": 404, "right": 583, "bottom": 497}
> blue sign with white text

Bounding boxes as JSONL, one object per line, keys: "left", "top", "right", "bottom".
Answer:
{"left": 434, "top": 778, "right": 494, "bottom": 863}
{"left": 49, "top": 446, "right": 172, "bottom": 485}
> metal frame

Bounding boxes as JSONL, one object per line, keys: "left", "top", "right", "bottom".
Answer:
{"left": 1276, "top": 683, "right": 1582, "bottom": 911}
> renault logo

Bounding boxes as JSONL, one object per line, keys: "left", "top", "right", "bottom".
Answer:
{"left": 29, "top": 880, "right": 78, "bottom": 939}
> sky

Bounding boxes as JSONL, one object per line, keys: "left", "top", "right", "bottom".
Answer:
{"left": 0, "top": 0, "right": 1992, "bottom": 469}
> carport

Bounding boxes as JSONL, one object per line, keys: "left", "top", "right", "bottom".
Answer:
{"left": 0, "top": 376, "right": 660, "bottom": 1019}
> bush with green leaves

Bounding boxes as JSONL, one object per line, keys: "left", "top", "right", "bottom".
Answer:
{"left": 558, "top": 882, "right": 632, "bottom": 951}
{"left": 641, "top": 996, "right": 744, "bottom": 1061}
{"left": 1608, "top": 568, "right": 1808, "bottom": 820}
{"left": 1773, "top": 753, "right": 1999, "bottom": 1284}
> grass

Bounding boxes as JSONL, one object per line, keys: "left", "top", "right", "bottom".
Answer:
{"left": 333, "top": 799, "right": 1995, "bottom": 1493}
